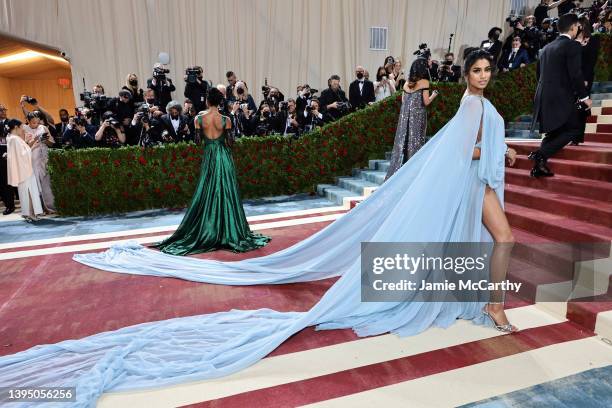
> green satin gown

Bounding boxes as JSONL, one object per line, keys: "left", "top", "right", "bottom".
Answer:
{"left": 154, "top": 116, "right": 271, "bottom": 256}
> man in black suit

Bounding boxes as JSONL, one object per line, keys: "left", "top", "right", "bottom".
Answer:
{"left": 348, "top": 66, "right": 375, "bottom": 111}
{"left": 529, "top": 13, "right": 591, "bottom": 178}
{"left": 161, "top": 101, "right": 192, "bottom": 143}
{"left": 319, "top": 75, "right": 349, "bottom": 122}
{"left": 0, "top": 104, "right": 15, "bottom": 215}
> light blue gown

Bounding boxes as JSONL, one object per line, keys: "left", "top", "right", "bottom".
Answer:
{"left": 0, "top": 95, "right": 508, "bottom": 407}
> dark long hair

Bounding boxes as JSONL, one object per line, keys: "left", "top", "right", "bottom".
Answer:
{"left": 407, "top": 57, "right": 430, "bottom": 89}
{"left": 463, "top": 49, "right": 495, "bottom": 76}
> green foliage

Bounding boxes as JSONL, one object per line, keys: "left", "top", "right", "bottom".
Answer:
{"left": 49, "top": 35, "right": 611, "bottom": 216}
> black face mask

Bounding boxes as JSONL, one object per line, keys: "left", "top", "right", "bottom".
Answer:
{"left": 129, "top": 79, "right": 138, "bottom": 86}
{"left": 263, "top": 111, "right": 270, "bottom": 118}
{"left": 356, "top": 72, "right": 364, "bottom": 79}
{"left": 492, "top": 32, "right": 500, "bottom": 40}
{"left": 237, "top": 88, "right": 245, "bottom": 95}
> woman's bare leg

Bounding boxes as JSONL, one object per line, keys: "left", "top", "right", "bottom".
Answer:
{"left": 482, "top": 185, "right": 517, "bottom": 331}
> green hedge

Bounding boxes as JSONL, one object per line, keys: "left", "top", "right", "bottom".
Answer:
{"left": 49, "top": 35, "right": 611, "bottom": 216}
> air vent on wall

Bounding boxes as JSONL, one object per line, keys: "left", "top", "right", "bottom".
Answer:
{"left": 369, "top": 27, "right": 388, "bottom": 51}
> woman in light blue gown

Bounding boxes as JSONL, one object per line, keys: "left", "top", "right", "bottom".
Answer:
{"left": 0, "top": 50, "right": 519, "bottom": 407}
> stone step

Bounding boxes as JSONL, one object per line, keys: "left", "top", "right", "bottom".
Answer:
{"left": 316, "top": 184, "right": 359, "bottom": 206}
{"left": 352, "top": 169, "right": 387, "bottom": 185}
{"left": 506, "top": 122, "right": 539, "bottom": 131}
{"left": 335, "top": 177, "right": 379, "bottom": 196}
{"left": 591, "top": 92, "right": 612, "bottom": 101}
{"left": 505, "top": 129, "right": 541, "bottom": 139}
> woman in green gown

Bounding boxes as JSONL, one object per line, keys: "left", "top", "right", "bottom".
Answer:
{"left": 154, "top": 88, "right": 270, "bottom": 255}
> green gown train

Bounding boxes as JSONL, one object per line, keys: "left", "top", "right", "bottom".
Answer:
{"left": 154, "top": 115, "right": 270, "bottom": 255}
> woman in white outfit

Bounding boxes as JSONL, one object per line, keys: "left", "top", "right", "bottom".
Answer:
{"left": 5, "top": 119, "right": 43, "bottom": 221}
{"left": 374, "top": 66, "right": 396, "bottom": 101}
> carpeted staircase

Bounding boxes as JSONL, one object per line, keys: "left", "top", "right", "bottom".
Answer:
{"left": 316, "top": 81, "right": 612, "bottom": 336}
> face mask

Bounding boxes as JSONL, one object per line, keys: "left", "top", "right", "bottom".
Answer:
{"left": 492, "top": 32, "right": 500, "bottom": 40}
{"left": 129, "top": 79, "right": 138, "bottom": 86}
{"left": 356, "top": 72, "right": 364, "bottom": 79}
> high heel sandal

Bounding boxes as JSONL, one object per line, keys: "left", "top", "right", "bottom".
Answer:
{"left": 483, "top": 303, "right": 519, "bottom": 333}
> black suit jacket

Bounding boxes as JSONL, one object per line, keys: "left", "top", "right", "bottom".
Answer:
{"left": 160, "top": 114, "right": 192, "bottom": 142}
{"left": 348, "top": 80, "right": 375, "bottom": 110}
{"left": 532, "top": 35, "right": 588, "bottom": 133}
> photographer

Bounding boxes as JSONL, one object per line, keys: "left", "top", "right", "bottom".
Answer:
{"left": 540, "top": 18, "right": 559, "bottom": 46}
{"left": 296, "top": 84, "right": 317, "bottom": 117}
{"left": 481, "top": 27, "right": 504, "bottom": 64}
{"left": 233, "top": 81, "right": 257, "bottom": 113}
{"left": 95, "top": 111, "right": 125, "bottom": 147}
{"left": 228, "top": 99, "right": 254, "bottom": 138}
{"left": 319, "top": 75, "right": 350, "bottom": 122}
{"left": 438, "top": 53, "right": 461, "bottom": 82}
{"left": 262, "top": 85, "right": 285, "bottom": 111}
{"left": 146, "top": 63, "right": 175, "bottom": 111}
{"left": 108, "top": 90, "right": 135, "bottom": 123}
{"left": 535, "top": 0, "right": 571, "bottom": 26}
{"left": 301, "top": 98, "right": 326, "bottom": 133}
{"left": 184, "top": 65, "right": 209, "bottom": 113}
{"left": 275, "top": 99, "right": 300, "bottom": 137}
{"left": 61, "top": 117, "right": 95, "bottom": 149}
{"left": 249, "top": 102, "right": 277, "bottom": 137}
{"left": 593, "top": 7, "right": 612, "bottom": 33}
{"left": 374, "top": 67, "right": 396, "bottom": 101}
{"left": 160, "top": 100, "right": 192, "bottom": 143}
{"left": 122, "top": 73, "right": 145, "bottom": 104}
{"left": 130, "top": 104, "right": 163, "bottom": 147}
{"left": 522, "top": 15, "right": 543, "bottom": 60}
{"left": 19, "top": 96, "right": 55, "bottom": 128}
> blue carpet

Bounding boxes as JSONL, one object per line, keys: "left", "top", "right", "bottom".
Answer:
{"left": 460, "top": 364, "right": 612, "bottom": 408}
{"left": 0, "top": 193, "right": 336, "bottom": 244}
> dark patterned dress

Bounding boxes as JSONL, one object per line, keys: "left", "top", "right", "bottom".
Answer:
{"left": 385, "top": 88, "right": 428, "bottom": 180}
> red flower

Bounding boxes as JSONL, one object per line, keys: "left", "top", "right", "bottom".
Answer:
{"left": 67, "top": 161, "right": 75, "bottom": 169}
{"left": 82, "top": 159, "right": 90, "bottom": 166}
{"left": 113, "top": 159, "right": 121, "bottom": 167}
{"left": 138, "top": 156, "right": 147, "bottom": 165}
{"left": 91, "top": 168, "right": 100, "bottom": 177}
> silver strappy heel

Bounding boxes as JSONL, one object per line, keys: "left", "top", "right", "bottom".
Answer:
{"left": 483, "top": 303, "right": 519, "bottom": 333}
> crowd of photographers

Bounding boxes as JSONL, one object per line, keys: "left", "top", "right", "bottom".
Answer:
{"left": 3, "top": 0, "right": 611, "bottom": 153}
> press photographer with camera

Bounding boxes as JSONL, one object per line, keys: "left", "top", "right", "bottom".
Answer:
{"left": 122, "top": 73, "right": 145, "bottom": 104}
{"left": 79, "top": 84, "right": 110, "bottom": 125}
{"left": 374, "top": 67, "right": 396, "bottom": 101}
{"left": 129, "top": 103, "right": 163, "bottom": 147}
{"left": 61, "top": 117, "right": 96, "bottom": 149}
{"left": 480, "top": 27, "right": 504, "bottom": 65}
{"left": 160, "top": 100, "right": 192, "bottom": 143}
{"left": 296, "top": 84, "right": 317, "bottom": 117}
{"left": 301, "top": 98, "right": 325, "bottom": 132}
{"left": 535, "top": 0, "right": 571, "bottom": 26}
{"left": 108, "top": 90, "right": 135, "bottom": 123}
{"left": 184, "top": 66, "right": 209, "bottom": 113}
{"left": 262, "top": 83, "right": 285, "bottom": 112}
{"left": 95, "top": 111, "right": 126, "bottom": 147}
{"left": 233, "top": 81, "right": 257, "bottom": 113}
{"left": 275, "top": 99, "right": 300, "bottom": 137}
{"left": 438, "top": 53, "right": 461, "bottom": 82}
{"left": 249, "top": 101, "right": 277, "bottom": 137}
{"left": 228, "top": 98, "right": 254, "bottom": 138}
{"left": 147, "top": 63, "right": 175, "bottom": 112}
{"left": 319, "top": 74, "right": 350, "bottom": 122}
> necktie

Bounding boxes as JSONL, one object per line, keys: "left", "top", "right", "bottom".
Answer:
{"left": 509, "top": 52, "right": 516, "bottom": 63}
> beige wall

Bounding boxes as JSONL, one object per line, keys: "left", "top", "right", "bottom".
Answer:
{"left": 1, "top": 0, "right": 510, "bottom": 105}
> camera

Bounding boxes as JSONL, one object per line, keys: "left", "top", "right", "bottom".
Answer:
{"left": 185, "top": 67, "right": 202, "bottom": 84}
{"left": 79, "top": 91, "right": 108, "bottom": 111}
{"left": 279, "top": 101, "right": 289, "bottom": 111}
{"left": 23, "top": 96, "right": 38, "bottom": 105}
{"left": 413, "top": 43, "right": 431, "bottom": 59}
{"left": 336, "top": 101, "right": 351, "bottom": 114}
{"left": 153, "top": 66, "right": 170, "bottom": 81}
{"left": 506, "top": 15, "right": 521, "bottom": 29}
